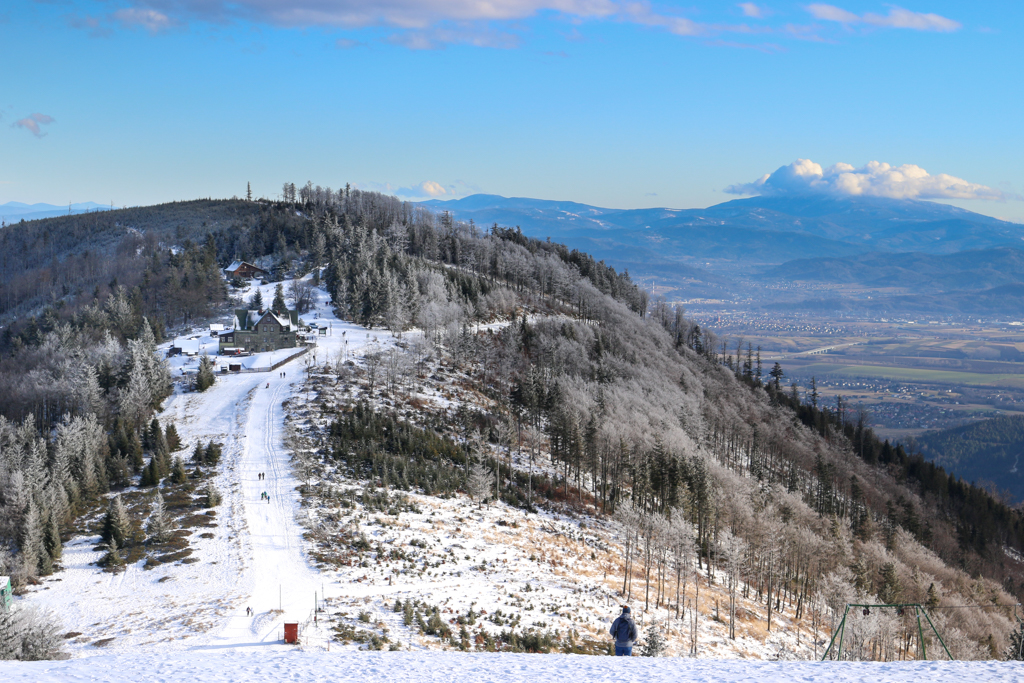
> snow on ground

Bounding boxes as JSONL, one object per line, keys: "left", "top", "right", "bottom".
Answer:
{"left": 10, "top": 274, "right": 1011, "bottom": 677}
{"left": 18, "top": 276, "right": 383, "bottom": 655}
{"left": 2, "top": 651, "right": 1021, "bottom": 682}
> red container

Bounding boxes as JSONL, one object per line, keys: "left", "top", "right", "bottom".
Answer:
{"left": 284, "top": 622, "right": 298, "bottom": 644}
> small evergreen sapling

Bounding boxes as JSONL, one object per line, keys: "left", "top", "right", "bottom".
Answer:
{"left": 204, "top": 481, "right": 223, "bottom": 508}
{"left": 640, "top": 624, "right": 665, "bottom": 657}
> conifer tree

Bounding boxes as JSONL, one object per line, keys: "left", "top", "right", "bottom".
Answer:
{"left": 204, "top": 481, "right": 223, "bottom": 507}
{"left": 196, "top": 355, "right": 216, "bottom": 392}
{"left": 165, "top": 423, "right": 182, "bottom": 452}
{"left": 19, "top": 499, "right": 46, "bottom": 576}
{"left": 192, "top": 441, "right": 205, "bottom": 464}
{"left": 170, "top": 456, "right": 188, "bottom": 485}
{"left": 146, "top": 490, "right": 171, "bottom": 543}
{"left": 43, "top": 511, "right": 62, "bottom": 564}
{"left": 926, "top": 582, "right": 940, "bottom": 608}
{"left": 273, "top": 283, "right": 287, "bottom": 313}
{"left": 204, "top": 441, "right": 222, "bottom": 466}
{"left": 249, "top": 289, "right": 264, "bottom": 310}
{"left": 140, "top": 456, "right": 160, "bottom": 487}
{"left": 102, "top": 495, "right": 131, "bottom": 548}
{"left": 103, "top": 536, "right": 123, "bottom": 568}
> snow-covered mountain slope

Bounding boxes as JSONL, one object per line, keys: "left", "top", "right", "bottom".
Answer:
{"left": 16, "top": 279, "right": 383, "bottom": 654}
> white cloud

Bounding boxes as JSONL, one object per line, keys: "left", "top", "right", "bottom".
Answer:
{"left": 134, "top": 0, "right": 618, "bottom": 30}
{"left": 725, "top": 159, "right": 1008, "bottom": 201}
{"left": 807, "top": 4, "right": 961, "bottom": 32}
{"left": 13, "top": 113, "right": 55, "bottom": 138}
{"left": 113, "top": 7, "right": 175, "bottom": 32}
{"left": 738, "top": 3, "right": 764, "bottom": 19}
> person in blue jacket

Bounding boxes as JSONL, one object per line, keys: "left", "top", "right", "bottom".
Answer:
{"left": 609, "top": 606, "right": 638, "bottom": 656}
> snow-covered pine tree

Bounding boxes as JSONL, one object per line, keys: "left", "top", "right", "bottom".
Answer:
{"left": 249, "top": 288, "right": 264, "bottom": 310}
{"left": 18, "top": 499, "right": 46, "bottom": 577}
{"left": 640, "top": 623, "right": 665, "bottom": 657}
{"left": 102, "top": 495, "right": 131, "bottom": 548}
{"left": 204, "top": 481, "right": 222, "bottom": 507}
{"left": 119, "top": 366, "right": 152, "bottom": 430}
{"left": 103, "top": 536, "right": 123, "bottom": 568}
{"left": 43, "top": 510, "right": 62, "bottom": 564}
{"left": 146, "top": 490, "right": 171, "bottom": 543}
{"left": 467, "top": 463, "right": 491, "bottom": 507}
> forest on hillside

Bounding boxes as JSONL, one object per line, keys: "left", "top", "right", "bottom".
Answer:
{"left": 2, "top": 184, "right": 1024, "bottom": 660}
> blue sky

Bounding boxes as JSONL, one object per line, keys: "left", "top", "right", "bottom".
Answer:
{"left": 2, "top": 1, "right": 1023, "bottom": 221}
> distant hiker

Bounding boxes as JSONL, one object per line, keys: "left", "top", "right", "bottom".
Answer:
{"left": 266, "top": 382, "right": 269, "bottom": 388}
{"left": 609, "top": 606, "right": 638, "bottom": 656}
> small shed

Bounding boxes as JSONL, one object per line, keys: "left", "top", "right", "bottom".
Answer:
{"left": 0, "top": 576, "right": 12, "bottom": 612}
{"left": 284, "top": 622, "right": 298, "bottom": 644}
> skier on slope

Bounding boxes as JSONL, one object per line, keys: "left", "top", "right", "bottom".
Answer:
{"left": 609, "top": 606, "right": 638, "bottom": 656}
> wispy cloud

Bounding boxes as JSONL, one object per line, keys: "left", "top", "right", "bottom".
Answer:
{"left": 70, "top": 1, "right": 963, "bottom": 48}
{"left": 13, "top": 113, "right": 55, "bottom": 138}
{"left": 113, "top": 7, "right": 175, "bottom": 33}
{"left": 807, "top": 4, "right": 961, "bottom": 32}
{"left": 334, "top": 37, "right": 363, "bottom": 49}
{"left": 726, "top": 159, "right": 1009, "bottom": 201}
{"left": 738, "top": 3, "right": 765, "bottom": 19}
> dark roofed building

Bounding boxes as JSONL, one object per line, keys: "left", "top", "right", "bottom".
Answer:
{"left": 224, "top": 261, "right": 269, "bottom": 279}
{"left": 218, "top": 308, "right": 301, "bottom": 354}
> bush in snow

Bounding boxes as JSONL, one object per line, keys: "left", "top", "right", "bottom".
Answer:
{"left": 0, "top": 606, "right": 65, "bottom": 661}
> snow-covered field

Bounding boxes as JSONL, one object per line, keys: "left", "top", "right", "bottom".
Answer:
{"left": 2, "top": 651, "right": 1020, "bottom": 681}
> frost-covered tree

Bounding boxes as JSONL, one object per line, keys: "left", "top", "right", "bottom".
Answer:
{"left": 203, "top": 481, "right": 222, "bottom": 508}
{"left": 466, "top": 463, "right": 491, "bottom": 507}
{"left": 0, "top": 606, "right": 64, "bottom": 661}
{"left": 18, "top": 499, "right": 47, "bottom": 577}
{"left": 101, "top": 495, "right": 131, "bottom": 548}
{"left": 146, "top": 490, "right": 171, "bottom": 543}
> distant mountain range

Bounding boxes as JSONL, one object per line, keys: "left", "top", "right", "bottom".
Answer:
{"left": 423, "top": 194, "right": 1024, "bottom": 314}
{"left": 423, "top": 193, "right": 1024, "bottom": 264}
{"left": 0, "top": 201, "right": 111, "bottom": 223}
